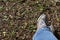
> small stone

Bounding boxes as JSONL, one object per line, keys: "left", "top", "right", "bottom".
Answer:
{"left": 36, "top": 1, "right": 39, "bottom": 3}
{"left": 3, "top": 32, "right": 6, "bottom": 37}
{"left": 3, "top": 32, "right": 6, "bottom": 34}
{"left": 9, "top": 15, "right": 13, "bottom": 19}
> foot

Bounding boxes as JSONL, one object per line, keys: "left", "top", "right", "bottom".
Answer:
{"left": 37, "top": 14, "right": 54, "bottom": 32}
{"left": 37, "top": 14, "right": 46, "bottom": 30}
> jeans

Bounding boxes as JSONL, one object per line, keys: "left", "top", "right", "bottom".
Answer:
{"left": 33, "top": 27, "right": 58, "bottom": 40}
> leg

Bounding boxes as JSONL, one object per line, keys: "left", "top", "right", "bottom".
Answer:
{"left": 33, "top": 14, "right": 58, "bottom": 40}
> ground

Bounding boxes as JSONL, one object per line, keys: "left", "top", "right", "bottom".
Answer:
{"left": 0, "top": 0, "right": 60, "bottom": 40}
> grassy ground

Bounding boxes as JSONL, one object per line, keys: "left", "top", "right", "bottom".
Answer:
{"left": 0, "top": 0, "right": 60, "bottom": 40}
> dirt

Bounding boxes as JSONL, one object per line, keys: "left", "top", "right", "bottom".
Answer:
{"left": 0, "top": 0, "right": 60, "bottom": 40}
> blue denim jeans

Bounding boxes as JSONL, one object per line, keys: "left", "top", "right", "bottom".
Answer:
{"left": 33, "top": 27, "right": 58, "bottom": 40}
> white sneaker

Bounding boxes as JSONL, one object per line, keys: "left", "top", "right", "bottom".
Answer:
{"left": 37, "top": 14, "right": 54, "bottom": 32}
{"left": 37, "top": 14, "right": 46, "bottom": 30}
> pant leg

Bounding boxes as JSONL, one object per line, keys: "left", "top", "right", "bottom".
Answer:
{"left": 33, "top": 27, "right": 58, "bottom": 40}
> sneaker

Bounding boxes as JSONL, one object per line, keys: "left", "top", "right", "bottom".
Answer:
{"left": 37, "top": 14, "right": 46, "bottom": 30}
{"left": 37, "top": 14, "right": 54, "bottom": 32}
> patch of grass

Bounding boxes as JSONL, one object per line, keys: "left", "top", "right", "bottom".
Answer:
{"left": 29, "top": 25, "right": 36, "bottom": 32}
{"left": 3, "top": 0, "right": 8, "bottom": 2}
{"left": 11, "top": 31, "right": 16, "bottom": 36}
{"left": 0, "top": 6, "right": 4, "bottom": 12}
{"left": 3, "top": 15, "right": 9, "bottom": 21}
